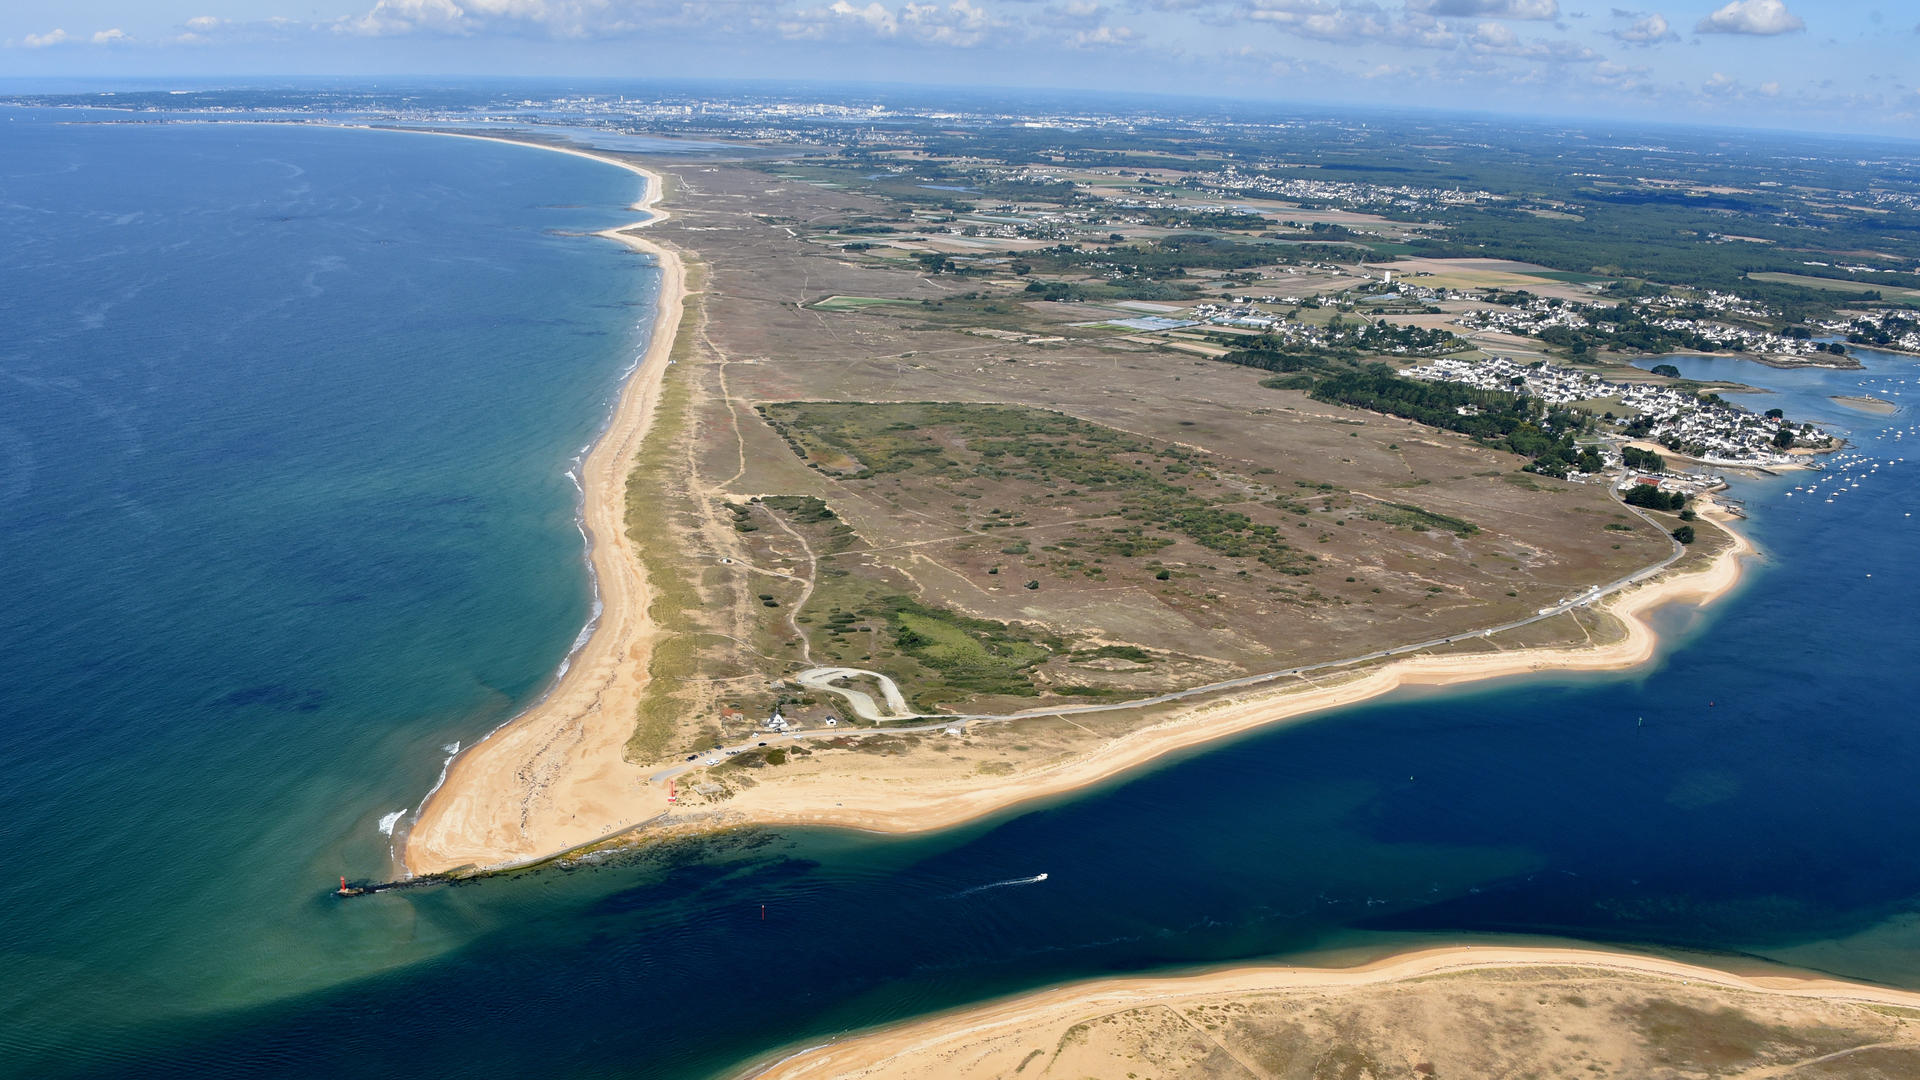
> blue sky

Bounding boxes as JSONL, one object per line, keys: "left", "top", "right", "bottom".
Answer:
{"left": 2, "top": 1, "right": 1914, "bottom": 135}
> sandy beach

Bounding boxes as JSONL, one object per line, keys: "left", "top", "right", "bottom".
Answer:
{"left": 401, "top": 135, "right": 686, "bottom": 875}
{"left": 742, "top": 943, "right": 1920, "bottom": 1080}
{"left": 399, "top": 133, "right": 1757, "bottom": 877}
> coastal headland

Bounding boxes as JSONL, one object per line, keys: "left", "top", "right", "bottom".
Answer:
{"left": 741, "top": 945, "right": 1920, "bottom": 1079}
{"left": 400, "top": 136, "right": 1767, "bottom": 879}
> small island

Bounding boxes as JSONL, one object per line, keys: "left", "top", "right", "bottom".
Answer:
{"left": 1833, "top": 394, "right": 1900, "bottom": 415}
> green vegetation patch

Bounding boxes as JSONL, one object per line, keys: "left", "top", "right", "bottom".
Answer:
{"left": 760, "top": 401, "right": 1315, "bottom": 574}
{"left": 812, "top": 295, "right": 920, "bottom": 311}
{"left": 1308, "top": 370, "right": 1597, "bottom": 478}
{"left": 1073, "top": 644, "right": 1155, "bottom": 663}
{"left": 1361, "top": 501, "right": 1480, "bottom": 536}
{"left": 891, "top": 599, "right": 1058, "bottom": 697}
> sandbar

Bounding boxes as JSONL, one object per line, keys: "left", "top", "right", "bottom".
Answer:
{"left": 742, "top": 943, "right": 1920, "bottom": 1080}
{"left": 1833, "top": 394, "right": 1900, "bottom": 415}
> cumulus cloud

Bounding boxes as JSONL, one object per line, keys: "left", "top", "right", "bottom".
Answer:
{"left": 1069, "top": 22, "right": 1136, "bottom": 44}
{"left": 185, "top": 15, "right": 224, "bottom": 30}
{"left": 344, "top": 0, "right": 477, "bottom": 36}
{"left": 1611, "top": 11, "right": 1676, "bottom": 43}
{"left": 1586, "top": 58, "right": 1655, "bottom": 92}
{"left": 1048, "top": 0, "right": 1107, "bottom": 20}
{"left": 91, "top": 28, "right": 131, "bottom": 44}
{"left": 1468, "top": 20, "right": 1597, "bottom": 59}
{"left": 1405, "top": 0, "right": 1558, "bottom": 20}
{"left": 23, "top": 27, "right": 71, "bottom": 47}
{"left": 1243, "top": 2, "right": 1457, "bottom": 48}
{"left": 1695, "top": 0, "right": 1804, "bottom": 35}
{"left": 779, "top": 1, "right": 1000, "bottom": 47}
{"left": 340, "top": 0, "right": 680, "bottom": 38}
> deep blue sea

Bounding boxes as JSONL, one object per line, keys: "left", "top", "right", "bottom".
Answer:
{"left": 3, "top": 119, "right": 1919, "bottom": 1079}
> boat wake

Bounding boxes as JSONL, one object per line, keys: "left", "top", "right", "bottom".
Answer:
{"left": 947, "top": 873, "right": 1049, "bottom": 899}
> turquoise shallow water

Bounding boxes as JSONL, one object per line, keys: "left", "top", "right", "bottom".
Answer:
{"left": 4, "top": 120, "right": 1920, "bottom": 1080}
{"left": 0, "top": 118, "right": 657, "bottom": 1045}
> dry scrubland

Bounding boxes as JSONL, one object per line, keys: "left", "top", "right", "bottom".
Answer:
{"left": 628, "top": 162, "right": 1681, "bottom": 781}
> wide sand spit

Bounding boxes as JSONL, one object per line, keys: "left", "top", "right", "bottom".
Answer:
{"left": 401, "top": 136, "right": 1756, "bottom": 877}
{"left": 740, "top": 944, "right": 1920, "bottom": 1080}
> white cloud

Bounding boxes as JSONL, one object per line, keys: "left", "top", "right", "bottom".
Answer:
{"left": 91, "top": 28, "right": 131, "bottom": 44}
{"left": 780, "top": 1, "right": 1000, "bottom": 47}
{"left": 1243, "top": 3, "right": 1457, "bottom": 48}
{"left": 1051, "top": 0, "right": 1107, "bottom": 20}
{"left": 1405, "top": 0, "right": 1559, "bottom": 20}
{"left": 1468, "top": 19, "right": 1597, "bottom": 59}
{"left": 185, "top": 16, "right": 225, "bottom": 31}
{"left": 340, "top": 0, "right": 676, "bottom": 38}
{"left": 344, "top": 0, "right": 469, "bottom": 36}
{"left": 1695, "top": 0, "right": 1803, "bottom": 35}
{"left": 1586, "top": 58, "right": 1655, "bottom": 92}
{"left": 1611, "top": 12, "right": 1675, "bottom": 44}
{"left": 23, "top": 27, "right": 71, "bottom": 47}
{"left": 1069, "top": 22, "right": 1136, "bottom": 44}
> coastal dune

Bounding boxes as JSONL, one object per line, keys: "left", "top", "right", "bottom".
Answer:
{"left": 401, "top": 138, "right": 685, "bottom": 876}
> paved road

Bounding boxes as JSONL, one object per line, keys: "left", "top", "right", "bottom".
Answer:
{"left": 649, "top": 494, "right": 1687, "bottom": 785}
{"left": 796, "top": 666, "right": 914, "bottom": 721}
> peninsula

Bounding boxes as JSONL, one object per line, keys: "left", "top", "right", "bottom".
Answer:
{"left": 400, "top": 133, "right": 1775, "bottom": 877}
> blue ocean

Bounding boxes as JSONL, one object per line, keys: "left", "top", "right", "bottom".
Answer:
{"left": 3, "top": 119, "right": 1918, "bottom": 1079}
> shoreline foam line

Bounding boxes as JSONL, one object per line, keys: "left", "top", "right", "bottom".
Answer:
{"left": 383, "top": 129, "right": 690, "bottom": 877}
{"left": 737, "top": 942, "right": 1920, "bottom": 1080}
